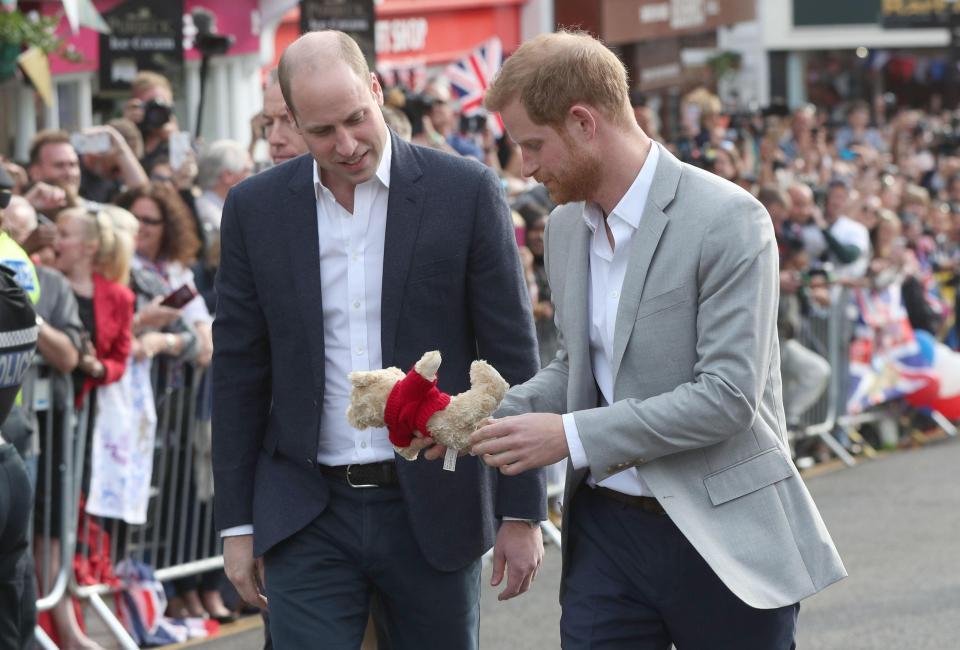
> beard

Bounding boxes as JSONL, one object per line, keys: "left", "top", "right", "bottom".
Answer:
{"left": 538, "top": 141, "right": 602, "bottom": 205}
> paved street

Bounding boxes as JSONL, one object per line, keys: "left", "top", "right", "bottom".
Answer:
{"left": 217, "top": 437, "right": 960, "bottom": 649}
{"left": 479, "top": 437, "right": 960, "bottom": 649}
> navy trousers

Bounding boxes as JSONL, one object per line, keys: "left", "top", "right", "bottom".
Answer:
{"left": 263, "top": 476, "right": 480, "bottom": 650}
{"left": 561, "top": 486, "right": 799, "bottom": 650}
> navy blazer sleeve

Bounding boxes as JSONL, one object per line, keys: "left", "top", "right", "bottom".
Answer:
{"left": 211, "top": 188, "right": 272, "bottom": 531}
{"left": 468, "top": 167, "right": 546, "bottom": 520}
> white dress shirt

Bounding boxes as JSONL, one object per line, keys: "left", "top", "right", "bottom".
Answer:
{"left": 314, "top": 137, "right": 395, "bottom": 466}
{"left": 221, "top": 138, "right": 394, "bottom": 537}
{"left": 561, "top": 142, "right": 660, "bottom": 497}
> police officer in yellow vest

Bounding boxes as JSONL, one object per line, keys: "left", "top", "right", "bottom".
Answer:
{"left": 1, "top": 162, "right": 41, "bottom": 650}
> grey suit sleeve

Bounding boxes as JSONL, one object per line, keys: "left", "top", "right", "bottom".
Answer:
{"left": 467, "top": 167, "right": 546, "bottom": 520}
{"left": 574, "top": 197, "right": 781, "bottom": 481}
{"left": 496, "top": 218, "right": 570, "bottom": 418}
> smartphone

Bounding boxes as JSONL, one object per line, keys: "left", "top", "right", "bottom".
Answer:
{"left": 160, "top": 284, "right": 198, "bottom": 309}
{"left": 169, "top": 131, "right": 191, "bottom": 171}
{"left": 71, "top": 132, "right": 111, "bottom": 155}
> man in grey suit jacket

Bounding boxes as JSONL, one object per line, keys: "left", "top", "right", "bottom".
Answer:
{"left": 470, "top": 31, "right": 846, "bottom": 649}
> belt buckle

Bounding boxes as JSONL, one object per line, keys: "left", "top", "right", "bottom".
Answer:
{"left": 346, "top": 464, "right": 379, "bottom": 489}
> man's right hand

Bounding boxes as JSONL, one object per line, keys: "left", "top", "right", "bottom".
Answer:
{"left": 223, "top": 534, "right": 267, "bottom": 610}
{"left": 24, "top": 182, "right": 67, "bottom": 214}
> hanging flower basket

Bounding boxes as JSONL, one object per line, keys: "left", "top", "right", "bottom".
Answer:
{"left": 0, "top": 9, "right": 82, "bottom": 81}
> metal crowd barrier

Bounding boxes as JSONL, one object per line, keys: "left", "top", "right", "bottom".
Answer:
{"left": 27, "top": 358, "right": 219, "bottom": 650}
{"left": 792, "top": 286, "right": 857, "bottom": 466}
{"left": 791, "top": 284, "right": 957, "bottom": 467}
{"left": 21, "top": 360, "right": 89, "bottom": 649}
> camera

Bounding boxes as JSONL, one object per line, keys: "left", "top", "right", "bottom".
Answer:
{"left": 459, "top": 113, "right": 487, "bottom": 134}
{"left": 141, "top": 99, "right": 173, "bottom": 133}
{"left": 399, "top": 92, "right": 435, "bottom": 137}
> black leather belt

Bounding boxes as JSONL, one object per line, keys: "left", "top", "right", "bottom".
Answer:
{"left": 594, "top": 487, "right": 666, "bottom": 515}
{"left": 319, "top": 462, "right": 398, "bottom": 488}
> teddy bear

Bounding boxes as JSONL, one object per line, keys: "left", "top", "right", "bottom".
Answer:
{"left": 346, "top": 350, "right": 509, "bottom": 462}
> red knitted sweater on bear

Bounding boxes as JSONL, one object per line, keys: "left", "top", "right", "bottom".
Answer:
{"left": 383, "top": 368, "right": 451, "bottom": 448}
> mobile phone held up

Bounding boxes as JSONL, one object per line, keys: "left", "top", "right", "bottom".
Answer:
{"left": 160, "top": 284, "right": 198, "bottom": 309}
{"left": 70, "top": 132, "right": 112, "bottom": 155}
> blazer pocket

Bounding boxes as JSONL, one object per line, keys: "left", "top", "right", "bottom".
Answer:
{"left": 636, "top": 284, "right": 688, "bottom": 321}
{"left": 408, "top": 256, "right": 462, "bottom": 283}
{"left": 703, "top": 447, "right": 794, "bottom": 506}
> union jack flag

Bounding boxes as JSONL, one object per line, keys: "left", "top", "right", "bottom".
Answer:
{"left": 446, "top": 36, "right": 505, "bottom": 137}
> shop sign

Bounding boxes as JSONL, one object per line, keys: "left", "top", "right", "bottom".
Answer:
{"left": 881, "top": 0, "right": 954, "bottom": 28}
{"left": 98, "top": 0, "right": 184, "bottom": 91}
{"left": 375, "top": 18, "right": 429, "bottom": 55}
{"left": 300, "top": 0, "right": 376, "bottom": 68}
{"left": 599, "top": 0, "right": 754, "bottom": 45}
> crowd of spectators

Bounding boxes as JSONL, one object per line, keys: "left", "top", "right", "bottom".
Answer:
{"left": 2, "top": 62, "right": 959, "bottom": 647}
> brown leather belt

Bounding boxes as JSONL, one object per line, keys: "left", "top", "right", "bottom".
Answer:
{"left": 319, "top": 462, "right": 398, "bottom": 488}
{"left": 594, "top": 487, "right": 667, "bottom": 515}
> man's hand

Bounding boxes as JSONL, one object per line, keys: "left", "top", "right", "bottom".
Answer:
{"left": 469, "top": 413, "right": 569, "bottom": 475}
{"left": 24, "top": 182, "right": 67, "bottom": 214}
{"left": 223, "top": 535, "right": 267, "bottom": 610}
{"left": 490, "top": 521, "right": 543, "bottom": 601}
{"left": 21, "top": 223, "right": 57, "bottom": 255}
{"left": 406, "top": 434, "right": 438, "bottom": 458}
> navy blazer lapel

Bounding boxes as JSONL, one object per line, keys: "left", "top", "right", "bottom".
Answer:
{"left": 380, "top": 132, "right": 425, "bottom": 368}
{"left": 285, "top": 154, "right": 326, "bottom": 394}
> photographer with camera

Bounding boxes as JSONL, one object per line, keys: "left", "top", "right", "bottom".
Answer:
{"left": 124, "top": 71, "right": 179, "bottom": 171}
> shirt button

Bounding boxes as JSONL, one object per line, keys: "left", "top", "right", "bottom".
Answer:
{"left": 360, "top": 441, "right": 367, "bottom": 449}
{"left": 610, "top": 290, "right": 619, "bottom": 299}
{"left": 353, "top": 300, "right": 361, "bottom": 309}
{"left": 356, "top": 346, "right": 365, "bottom": 355}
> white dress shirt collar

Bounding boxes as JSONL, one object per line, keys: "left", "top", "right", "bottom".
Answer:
{"left": 312, "top": 132, "right": 393, "bottom": 203}
{"left": 581, "top": 141, "right": 660, "bottom": 235}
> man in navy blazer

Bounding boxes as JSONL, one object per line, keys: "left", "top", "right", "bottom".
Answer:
{"left": 212, "top": 31, "right": 545, "bottom": 649}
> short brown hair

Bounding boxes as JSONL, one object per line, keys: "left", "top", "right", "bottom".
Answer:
{"left": 131, "top": 71, "right": 173, "bottom": 99}
{"left": 485, "top": 30, "right": 631, "bottom": 128}
{"left": 29, "top": 129, "right": 72, "bottom": 167}
{"left": 116, "top": 183, "right": 201, "bottom": 265}
{"left": 757, "top": 185, "right": 790, "bottom": 211}
{"left": 278, "top": 31, "right": 370, "bottom": 116}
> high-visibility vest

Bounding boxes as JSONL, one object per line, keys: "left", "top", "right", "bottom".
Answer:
{"left": 0, "top": 231, "right": 40, "bottom": 304}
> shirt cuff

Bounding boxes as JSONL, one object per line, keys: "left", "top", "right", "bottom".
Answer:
{"left": 562, "top": 413, "right": 589, "bottom": 470}
{"left": 220, "top": 524, "right": 254, "bottom": 538}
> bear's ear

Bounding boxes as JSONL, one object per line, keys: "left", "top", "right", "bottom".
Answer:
{"left": 348, "top": 371, "right": 375, "bottom": 388}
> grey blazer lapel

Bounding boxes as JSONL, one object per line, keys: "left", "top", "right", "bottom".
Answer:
{"left": 286, "top": 155, "right": 326, "bottom": 394}
{"left": 561, "top": 209, "right": 597, "bottom": 412}
{"left": 380, "top": 132, "right": 425, "bottom": 368}
{"left": 610, "top": 144, "right": 682, "bottom": 379}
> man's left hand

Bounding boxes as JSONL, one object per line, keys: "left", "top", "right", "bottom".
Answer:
{"left": 491, "top": 521, "right": 543, "bottom": 601}
{"left": 469, "top": 413, "right": 568, "bottom": 475}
